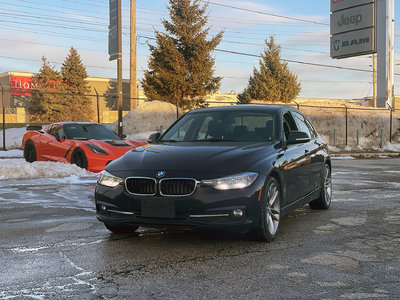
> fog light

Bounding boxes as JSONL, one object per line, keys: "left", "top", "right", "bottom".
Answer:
{"left": 232, "top": 209, "right": 244, "bottom": 218}
{"left": 101, "top": 205, "right": 107, "bottom": 211}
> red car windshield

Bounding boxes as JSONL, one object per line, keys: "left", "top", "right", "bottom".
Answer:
{"left": 63, "top": 124, "right": 120, "bottom": 140}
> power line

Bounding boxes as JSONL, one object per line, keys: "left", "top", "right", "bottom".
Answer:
{"left": 0, "top": 25, "right": 107, "bottom": 42}
{"left": 12, "top": 0, "right": 107, "bottom": 17}
{"left": 0, "top": 55, "right": 128, "bottom": 71}
{"left": 130, "top": 34, "right": 375, "bottom": 72}
{"left": 200, "top": 0, "right": 329, "bottom": 26}
{"left": 214, "top": 49, "right": 375, "bottom": 73}
{"left": 0, "top": 16, "right": 105, "bottom": 32}
{"left": 0, "top": 1, "right": 108, "bottom": 21}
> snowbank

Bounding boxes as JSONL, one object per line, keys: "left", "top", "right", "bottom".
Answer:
{"left": 0, "top": 159, "right": 94, "bottom": 180}
{"left": 0, "top": 149, "right": 23, "bottom": 158}
{"left": 0, "top": 127, "right": 25, "bottom": 149}
{"left": 112, "top": 100, "right": 182, "bottom": 136}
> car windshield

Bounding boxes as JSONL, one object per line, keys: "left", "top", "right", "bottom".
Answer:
{"left": 63, "top": 124, "right": 120, "bottom": 140}
{"left": 160, "top": 110, "right": 276, "bottom": 143}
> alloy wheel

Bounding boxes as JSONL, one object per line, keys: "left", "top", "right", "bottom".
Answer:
{"left": 324, "top": 164, "right": 332, "bottom": 205}
{"left": 265, "top": 181, "right": 280, "bottom": 236}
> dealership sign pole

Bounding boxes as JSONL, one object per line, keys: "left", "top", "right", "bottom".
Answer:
{"left": 330, "top": 0, "right": 394, "bottom": 108}
{"left": 109, "top": 0, "right": 123, "bottom": 136}
{"left": 376, "top": 0, "right": 394, "bottom": 108}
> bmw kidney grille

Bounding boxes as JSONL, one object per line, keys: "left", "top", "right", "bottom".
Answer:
{"left": 125, "top": 177, "right": 197, "bottom": 196}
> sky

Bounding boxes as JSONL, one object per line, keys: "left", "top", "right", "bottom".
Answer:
{"left": 0, "top": 0, "right": 399, "bottom": 100}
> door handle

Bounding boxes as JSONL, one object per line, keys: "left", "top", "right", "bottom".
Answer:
{"left": 305, "top": 149, "right": 310, "bottom": 155}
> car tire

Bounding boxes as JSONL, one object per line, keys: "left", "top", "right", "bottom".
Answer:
{"left": 309, "top": 163, "right": 332, "bottom": 210}
{"left": 104, "top": 223, "right": 139, "bottom": 234}
{"left": 71, "top": 148, "right": 88, "bottom": 170}
{"left": 252, "top": 176, "right": 281, "bottom": 242}
{"left": 24, "top": 140, "right": 37, "bottom": 163}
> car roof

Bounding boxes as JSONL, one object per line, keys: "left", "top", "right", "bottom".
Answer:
{"left": 189, "top": 104, "right": 293, "bottom": 114}
{"left": 51, "top": 122, "right": 102, "bottom": 126}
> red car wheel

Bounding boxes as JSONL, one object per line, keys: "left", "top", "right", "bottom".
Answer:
{"left": 24, "top": 141, "right": 37, "bottom": 163}
{"left": 71, "top": 149, "right": 88, "bottom": 170}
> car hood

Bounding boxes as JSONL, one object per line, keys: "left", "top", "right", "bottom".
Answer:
{"left": 106, "top": 142, "right": 276, "bottom": 177}
{"left": 85, "top": 139, "right": 146, "bottom": 153}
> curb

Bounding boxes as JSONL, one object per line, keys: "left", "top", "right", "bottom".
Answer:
{"left": 331, "top": 152, "right": 400, "bottom": 158}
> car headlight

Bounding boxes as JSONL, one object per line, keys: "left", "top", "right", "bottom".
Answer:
{"left": 201, "top": 172, "right": 258, "bottom": 190}
{"left": 98, "top": 170, "right": 124, "bottom": 187}
{"left": 86, "top": 144, "right": 108, "bottom": 155}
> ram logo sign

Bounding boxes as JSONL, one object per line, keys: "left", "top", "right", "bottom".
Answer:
{"left": 332, "top": 40, "right": 341, "bottom": 51}
{"left": 330, "top": 28, "right": 375, "bottom": 59}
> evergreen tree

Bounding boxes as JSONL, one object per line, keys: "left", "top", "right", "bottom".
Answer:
{"left": 61, "top": 47, "right": 93, "bottom": 121}
{"left": 142, "top": 0, "right": 223, "bottom": 110}
{"left": 29, "top": 57, "right": 68, "bottom": 122}
{"left": 238, "top": 36, "right": 301, "bottom": 104}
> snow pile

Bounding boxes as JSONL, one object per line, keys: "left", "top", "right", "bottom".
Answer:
{"left": 127, "top": 131, "right": 157, "bottom": 142}
{"left": 0, "top": 149, "right": 23, "bottom": 158}
{"left": 0, "top": 127, "right": 25, "bottom": 149}
{"left": 382, "top": 142, "right": 400, "bottom": 152}
{"left": 112, "top": 100, "right": 182, "bottom": 136}
{"left": 0, "top": 159, "right": 94, "bottom": 180}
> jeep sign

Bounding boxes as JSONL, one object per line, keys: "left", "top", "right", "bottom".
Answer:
{"left": 330, "top": 27, "right": 375, "bottom": 59}
{"left": 331, "top": 0, "right": 374, "bottom": 12}
{"left": 330, "top": 3, "right": 374, "bottom": 35}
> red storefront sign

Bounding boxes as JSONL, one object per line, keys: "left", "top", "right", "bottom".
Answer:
{"left": 10, "top": 76, "right": 37, "bottom": 96}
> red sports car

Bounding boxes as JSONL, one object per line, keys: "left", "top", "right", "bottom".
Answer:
{"left": 22, "top": 122, "right": 147, "bottom": 173}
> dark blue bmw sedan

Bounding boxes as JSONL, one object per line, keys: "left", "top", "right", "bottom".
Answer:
{"left": 95, "top": 105, "right": 331, "bottom": 241}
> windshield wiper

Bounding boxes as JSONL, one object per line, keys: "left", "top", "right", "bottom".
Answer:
{"left": 189, "top": 139, "right": 234, "bottom": 142}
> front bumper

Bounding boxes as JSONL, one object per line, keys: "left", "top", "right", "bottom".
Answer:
{"left": 95, "top": 182, "right": 262, "bottom": 232}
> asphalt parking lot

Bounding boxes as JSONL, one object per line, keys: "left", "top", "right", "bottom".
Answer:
{"left": 1, "top": 158, "right": 399, "bottom": 299}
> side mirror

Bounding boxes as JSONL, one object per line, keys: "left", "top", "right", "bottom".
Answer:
{"left": 287, "top": 131, "right": 310, "bottom": 145}
{"left": 148, "top": 132, "right": 161, "bottom": 144}
{"left": 120, "top": 134, "right": 127, "bottom": 139}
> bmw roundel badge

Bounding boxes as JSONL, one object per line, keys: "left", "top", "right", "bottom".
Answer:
{"left": 156, "top": 171, "right": 166, "bottom": 178}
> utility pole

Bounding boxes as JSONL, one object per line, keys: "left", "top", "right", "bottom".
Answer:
{"left": 388, "top": 0, "right": 394, "bottom": 108}
{"left": 130, "top": 0, "right": 137, "bottom": 111}
{"left": 117, "top": 0, "right": 123, "bottom": 136}
{"left": 373, "top": 53, "right": 377, "bottom": 108}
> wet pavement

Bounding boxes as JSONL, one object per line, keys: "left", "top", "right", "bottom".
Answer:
{"left": 0, "top": 158, "right": 399, "bottom": 299}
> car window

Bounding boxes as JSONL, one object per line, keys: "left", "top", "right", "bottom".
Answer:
{"left": 58, "top": 127, "right": 67, "bottom": 140}
{"left": 47, "top": 125, "right": 61, "bottom": 138}
{"left": 161, "top": 111, "right": 276, "bottom": 142}
{"left": 63, "top": 124, "right": 120, "bottom": 140}
{"left": 304, "top": 118, "right": 318, "bottom": 138}
{"left": 292, "top": 111, "right": 312, "bottom": 139}
{"left": 163, "top": 117, "right": 196, "bottom": 142}
{"left": 282, "top": 112, "right": 297, "bottom": 139}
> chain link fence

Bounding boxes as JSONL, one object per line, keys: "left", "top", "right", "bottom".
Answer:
{"left": 0, "top": 87, "right": 399, "bottom": 150}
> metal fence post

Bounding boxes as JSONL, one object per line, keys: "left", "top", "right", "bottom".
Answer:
{"left": 0, "top": 83, "right": 6, "bottom": 151}
{"left": 356, "top": 129, "right": 359, "bottom": 146}
{"left": 342, "top": 104, "right": 348, "bottom": 146}
{"left": 388, "top": 104, "right": 393, "bottom": 143}
{"left": 333, "top": 129, "right": 336, "bottom": 147}
{"left": 94, "top": 87, "right": 100, "bottom": 123}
